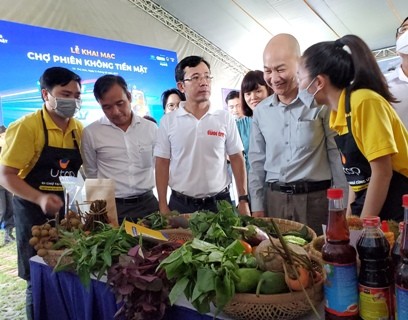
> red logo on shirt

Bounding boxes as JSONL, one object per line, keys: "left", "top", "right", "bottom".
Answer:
{"left": 207, "top": 130, "right": 225, "bottom": 137}
{"left": 59, "top": 159, "right": 70, "bottom": 169}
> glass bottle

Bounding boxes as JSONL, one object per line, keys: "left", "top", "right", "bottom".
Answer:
{"left": 322, "top": 188, "right": 359, "bottom": 319}
{"left": 357, "top": 216, "right": 392, "bottom": 320}
{"left": 395, "top": 195, "right": 408, "bottom": 320}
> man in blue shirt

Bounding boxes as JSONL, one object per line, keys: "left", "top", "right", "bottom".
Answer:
{"left": 248, "top": 34, "right": 347, "bottom": 235}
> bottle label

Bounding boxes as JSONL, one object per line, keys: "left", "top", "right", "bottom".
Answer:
{"left": 359, "top": 284, "right": 392, "bottom": 320}
{"left": 396, "top": 285, "right": 408, "bottom": 320}
{"left": 323, "top": 262, "right": 359, "bottom": 316}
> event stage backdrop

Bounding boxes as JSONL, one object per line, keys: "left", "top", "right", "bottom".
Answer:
{"left": 0, "top": 20, "right": 178, "bottom": 127}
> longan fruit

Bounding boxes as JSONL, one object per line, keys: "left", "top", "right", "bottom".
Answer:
{"left": 29, "top": 237, "right": 39, "bottom": 246}
{"left": 32, "top": 229, "right": 41, "bottom": 237}
{"left": 37, "top": 248, "right": 48, "bottom": 257}
{"left": 42, "top": 223, "right": 51, "bottom": 230}
{"left": 41, "top": 229, "right": 49, "bottom": 237}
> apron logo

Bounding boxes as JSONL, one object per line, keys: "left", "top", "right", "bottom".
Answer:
{"left": 340, "top": 151, "right": 346, "bottom": 165}
{"left": 59, "top": 159, "right": 70, "bottom": 169}
{"left": 343, "top": 167, "right": 361, "bottom": 175}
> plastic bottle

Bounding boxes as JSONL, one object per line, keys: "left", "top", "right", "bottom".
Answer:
{"left": 392, "top": 222, "right": 404, "bottom": 275}
{"left": 322, "top": 188, "right": 359, "bottom": 319}
{"left": 381, "top": 220, "right": 395, "bottom": 250}
{"left": 395, "top": 195, "right": 408, "bottom": 320}
{"left": 357, "top": 216, "right": 392, "bottom": 320}
{"left": 392, "top": 221, "right": 404, "bottom": 320}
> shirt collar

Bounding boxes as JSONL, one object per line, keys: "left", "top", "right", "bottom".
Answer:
{"left": 329, "top": 88, "right": 347, "bottom": 133}
{"left": 100, "top": 110, "right": 139, "bottom": 127}
{"left": 268, "top": 89, "right": 315, "bottom": 108}
{"left": 176, "top": 102, "right": 215, "bottom": 117}
{"left": 42, "top": 105, "right": 78, "bottom": 132}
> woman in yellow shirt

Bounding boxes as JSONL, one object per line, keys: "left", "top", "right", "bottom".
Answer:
{"left": 297, "top": 34, "right": 408, "bottom": 221}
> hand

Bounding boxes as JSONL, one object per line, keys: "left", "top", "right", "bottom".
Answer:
{"left": 159, "top": 203, "right": 171, "bottom": 214}
{"left": 237, "top": 201, "right": 250, "bottom": 216}
{"left": 252, "top": 211, "right": 265, "bottom": 218}
{"left": 38, "top": 193, "right": 63, "bottom": 217}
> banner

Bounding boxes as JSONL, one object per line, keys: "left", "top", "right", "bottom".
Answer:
{"left": 0, "top": 20, "right": 178, "bottom": 126}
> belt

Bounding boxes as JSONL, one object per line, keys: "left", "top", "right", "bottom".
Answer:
{"left": 268, "top": 180, "right": 331, "bottom": 194}
{"left": 115, "top": 190, "right": 153, "bottom": 204}
{"left": 171, "top": 187, "right": 229, "bottom": 206}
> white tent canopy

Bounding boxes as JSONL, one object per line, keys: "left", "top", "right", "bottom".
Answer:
{"left": 1, "top": 0, "right": 408, "bottom": 106}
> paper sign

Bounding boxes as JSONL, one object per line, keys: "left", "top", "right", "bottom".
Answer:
{"left": 124, "top": 221, "right": 168, "bottom": 242}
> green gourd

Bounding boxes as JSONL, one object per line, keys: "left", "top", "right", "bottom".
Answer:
{"left": 234, "top": 268, "right": 263, "bottom": 293}
{"left": 256, "top": 271, "right": 289, "bottom": 296}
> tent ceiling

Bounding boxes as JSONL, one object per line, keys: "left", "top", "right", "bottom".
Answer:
{"left": 152, "top": 0, "right": 408, "bottom": 70}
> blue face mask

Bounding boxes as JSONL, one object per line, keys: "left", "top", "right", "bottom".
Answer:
{"left": 297, "top": 77, "right": 319, "bottom": 107}
{"left": 49, "top": 93, "right": 81, "bottom": 118}
{"left": 305, "top": 77, "right": 319, "bottom": 97}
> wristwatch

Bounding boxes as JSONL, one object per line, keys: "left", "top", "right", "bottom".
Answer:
{"left": 238, "top": 195, "right": 249, "bottom": 202}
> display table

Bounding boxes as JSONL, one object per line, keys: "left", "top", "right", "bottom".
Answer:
{"left": 30, "top": 256, "right": 229, "bottom": 320}
{"left": 30, "top": 256, "right": 323, "bottom": 320}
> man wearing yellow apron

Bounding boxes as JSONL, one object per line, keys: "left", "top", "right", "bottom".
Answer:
{"left": 0, "top": 67, "right": 83, "bottom": 319}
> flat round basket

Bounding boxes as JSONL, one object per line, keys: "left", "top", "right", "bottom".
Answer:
{"left": 223, "top": 259, "right": 324, "bottom": 320}
{"left": 161, "top": 228, "right": 193, "bottom": 242}
{"left": 42, "top": 249, "right": 74, "bottom": 269}
{"left": 308, "top": 235, "right": 325, "bottom": 265}
{"left": 258, "top": 217, "right": 317, "bottom": 243}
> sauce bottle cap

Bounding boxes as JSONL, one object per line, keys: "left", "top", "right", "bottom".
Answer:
{"left": 381, "top": 220, "right": 389, "bottom": 232}
{"left": 403, "top": 194, "right": 408, "bottom": 207}
{"left": 327, "top": 188, "right": 343, "bottom": 199}
{"left": 362, "top": 216, "right": 380, "bottom": 227}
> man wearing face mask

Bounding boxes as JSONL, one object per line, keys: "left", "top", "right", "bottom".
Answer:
{"left": 248, "top": 34, "right": 347, "bottom": 235}
{"left": 387, "top": 17, "right": 408, "bottom": 128}
{"left": 0, "top": 67, "right": 83, "bottom": 319}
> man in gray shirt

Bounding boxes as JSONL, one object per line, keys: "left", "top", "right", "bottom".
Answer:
{"left": 248, "top": 33, "right": 347, "bottom": 235}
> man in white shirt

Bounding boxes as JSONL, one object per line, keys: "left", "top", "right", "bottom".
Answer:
{"left": 387, "top": 17, "right": 408, "bottom": 128}
{"left": 154, "top": 56, "right": 250, "bottom": 215}
{"left": 81, "top": 75, "right": 158, "bottom": 224}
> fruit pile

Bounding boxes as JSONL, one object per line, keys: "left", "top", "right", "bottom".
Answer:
{"left": 29, "top": 210, "right": 83, "bottom": 257}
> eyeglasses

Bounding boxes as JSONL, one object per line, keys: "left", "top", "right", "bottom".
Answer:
{"left": 397, "top": 25, "right": 408, "bottom": 35}
{"left": 165, "top": 103, "right": 179, "bottom": 111}
{"left": 183, "top": 75, "right": 213, "bottom": 83}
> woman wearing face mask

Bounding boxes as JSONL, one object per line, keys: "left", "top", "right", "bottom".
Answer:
{"left": 298, "top": 34, "right": 408, "bottom": 221}
{"left": 387, "top": 17, "right": 408, "bottom": 128}
{"left": 237, "top": 70, "right": 273, "bottom": 173}
{"left": 0, "top": 67, "right": 83, "bottom": 319}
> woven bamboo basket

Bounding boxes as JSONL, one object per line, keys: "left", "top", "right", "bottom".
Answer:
{"left": 258, "top": 217, "right": 317, "bottom": 243}
{"left": 161, "top": 228, "right": 193, "bottom": 242}
{"left": 42, "top": 249, "right": 75, "bottom": 270}
{"left": 222, "top": 259, "right": 324, "bottom": 320}
{"left": 308, "top": 235, "right": 325, "bottom": 265}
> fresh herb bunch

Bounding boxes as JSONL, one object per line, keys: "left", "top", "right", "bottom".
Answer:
{"left": 108, "top": 241, "right": 181, "bottom": 320}
{"left": 53, "top": 223, "right": 138, "bottom": 287}
{"left": 137, "top": 212, "right": 169, "bottom": 230}
{"left": 188, "top": 201, "right": 242, "bottom": 247}
{"left": 240, "top": 216, "right": 313, "bottom": 243}
{"left": 159, "top": 238, "right": 256, "bottom": 315}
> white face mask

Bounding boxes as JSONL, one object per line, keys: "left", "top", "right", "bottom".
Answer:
{"left": 396, "top": 30, "right": 408, "bottom": 55}
{"left": 48, "top": 93, "right": 81, "bottom": 118}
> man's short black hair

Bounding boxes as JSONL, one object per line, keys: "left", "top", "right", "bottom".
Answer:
{"left": 94, "top": 75, "right": 128, "bottom": 101}
{"left": 174, "top": 56, "right": 211, "bottom": 83}
{"left": 39, "top": 67, "right": 81, "bottom": 92}
{"left": 225, "top": 90, "right": 240, "bottom": 104}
